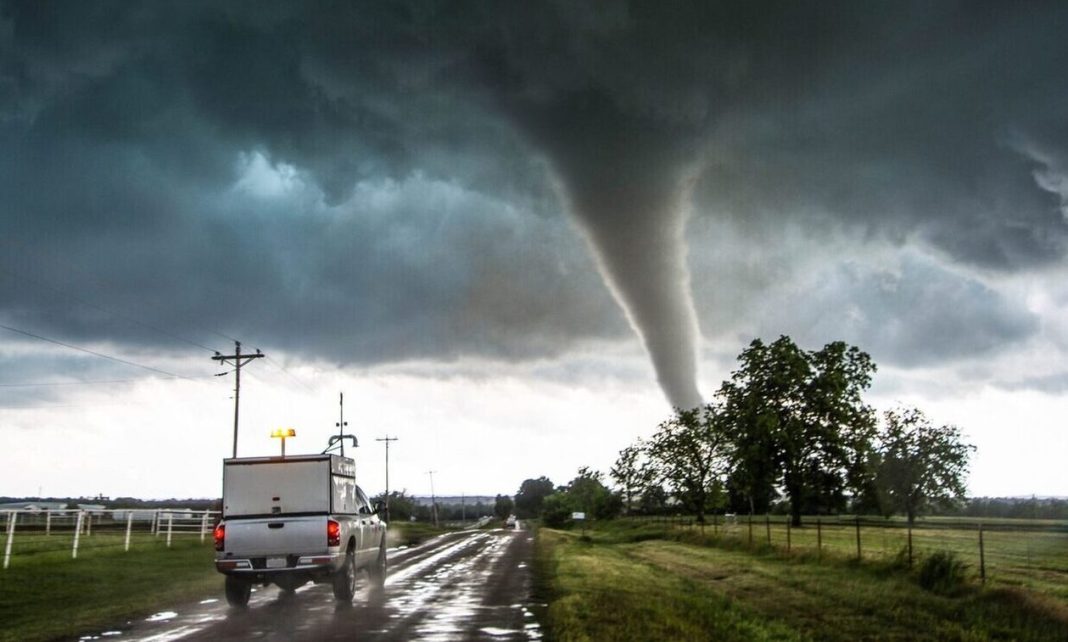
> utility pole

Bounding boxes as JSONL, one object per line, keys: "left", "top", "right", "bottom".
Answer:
{"left": 212, "top": 341, "right": 264, "bottom": 458}
{"left": 427, "top": 470, "right": 438, "bottom": 527}
{"left": 375, "top": 435, "right": 399, "bottom": 521}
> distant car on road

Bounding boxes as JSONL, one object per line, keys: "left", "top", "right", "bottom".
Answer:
{"left": 505, "top": 514, "right": 517, "bottom": 529}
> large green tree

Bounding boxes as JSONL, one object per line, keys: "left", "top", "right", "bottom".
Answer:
{"left": 718, "top": 336, "right": 877, "bottom": 526}
{"left": 372, "top": 489, "right": 416, "bottom": 522}
{"left": 610, "top": 440, "right": 652, "bottom": 514}
{"left": 493, "top": 494, "right": 514, "bottom": 520}
{"left": 646, "top": 405, "right": 730, "bottom": 524}
{"left": 514, "top": 476, "right": 555, "bottom": 519}
{"left": 872, "top": 408, "right": 974, "bottom": 524}
{"left": 565, "top": 467, "right": 622, "bottom": 521}
{"left": 538, "top": 468, "right": 622, "bottom": 528}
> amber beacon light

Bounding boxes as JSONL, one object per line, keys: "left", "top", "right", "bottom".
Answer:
{"left": 270, "top": 427, "right": 296, "bottom": 457}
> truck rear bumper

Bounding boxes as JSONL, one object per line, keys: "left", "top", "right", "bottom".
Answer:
{"left": 215, "top": 552, "right": 343, "bottom": 577}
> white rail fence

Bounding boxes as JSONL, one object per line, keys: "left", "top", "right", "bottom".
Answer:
{"left": 2, "top": 508, "right": 220, "bottom": 569}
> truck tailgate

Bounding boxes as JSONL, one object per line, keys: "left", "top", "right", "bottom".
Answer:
{"left": 224, "top": 516, "right": 328, "bottom": 556}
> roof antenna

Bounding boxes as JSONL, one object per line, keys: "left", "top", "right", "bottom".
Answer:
{"left": 323, "top": 392, "right": 357, "bottom": 456}
{"left": 336, "top": 392, "right": 348, "bottom": 457}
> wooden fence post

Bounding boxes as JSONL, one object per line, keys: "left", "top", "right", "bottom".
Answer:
{"left": 166, "top": 514, "right": 174, "bottom": 548}
{"left": 855, "top": 517, "right": 862, "bottom": 561}
{"left": 979, "top": 524, "right": 986, "bottom": 584}
{"left": 3, "top": 511, "right": 16, "bottom": 569}
{"left": 907, "top": 523, "right": 913, "bottom": 568}
{"left": 765, "top": 514, "right": 772, "bottom": 546}
{"left": 45, "top": 510, "right": 52, "bottom": 537}
{"left": 124, "top": 512, "right": 134, "bottom": 552}
{"left": 72, "top": 511, "right": 84, "bottom": 559}
{"left": 200, "top": 511, "right": 210, "bottom": 543}
{"left": 817, "top": 518, "right": 822, "bottom": 562}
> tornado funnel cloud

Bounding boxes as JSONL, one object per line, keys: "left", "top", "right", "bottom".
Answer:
{"left": 502, "top": 86, "right": 708, "bottom": 409}
{"left": 561, "top": 166, "right": 705, "bottom": 410}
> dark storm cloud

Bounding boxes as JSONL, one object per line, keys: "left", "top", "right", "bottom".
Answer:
{"left": 2, "top": 1, "right": 1068, "bottom": 400}
{"left": 693, "top": 3, "right": 1068, "bottom": 270}
{"left": 776, "top": 255, "right": 1037, "bottom": 367}
{"left": 996, "top": 372, "right": 1068, "bottom": 394}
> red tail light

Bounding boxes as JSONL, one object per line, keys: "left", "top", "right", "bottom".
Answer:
{"left": 327, "top": 519, "right": 341, "bottom": 547}
{"left": 213, "top": 524, "right": 225, "bottom": 552}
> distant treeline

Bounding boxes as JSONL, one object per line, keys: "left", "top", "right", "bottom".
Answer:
{"left": 944, "top": 496, "right": 1068, "bottom": 521}
{"left": 752, "top": 495, "right": 1068, "bottom": 521}
{"left": 6, "top": 496, "right": 1063, "bottom": 522}
{"left": 369, "top": 490, "right": 496, "bottom": 522}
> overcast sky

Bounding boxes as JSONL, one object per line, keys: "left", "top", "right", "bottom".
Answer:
{"left": 3, "top": 1, "right": 1067, "bottom": 500}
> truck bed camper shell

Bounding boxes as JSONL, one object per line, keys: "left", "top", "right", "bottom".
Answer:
{"left": 222, "top": 454, "right": 358, "bottom": 519}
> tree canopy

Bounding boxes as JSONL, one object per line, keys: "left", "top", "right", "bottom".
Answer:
{"left": 610, "top": 441, "right": 652, "bottom": 514}
{"left": 539, "top": 468, "right": 622, "bottom": 527}
{"left": 646, "top": 405, "right": 730, "bottom": 523}
{"left": 870, "top": 408, "right": 974, "bottom": 524}
{"left": 717, "top": 336, "right": 877, "bottom": 525}
{"left": 587, "top": 336, "right": 978, "bottom": 529}
{"left": 514, "top": 476, "right": 555, "bottom": 519}
{"left": 494, "top": 494, "right": 514, "bottom": 520}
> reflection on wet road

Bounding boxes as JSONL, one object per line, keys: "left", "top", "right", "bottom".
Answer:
{"left": 77, "top": 528, "right": 540, "bottom": 641}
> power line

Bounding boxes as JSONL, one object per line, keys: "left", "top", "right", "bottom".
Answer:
{"left": 264, "top": 355, "right": 317, "bottom": 393}
{"left": 0, "top": 266, "right": 221, "bottom": 354}
{"left": 0, "top": 322, "right": 195, "bottom": 381}
{"left": 209, "top": 329, "right": 240, "bottom": 344}
{"left": 0, "top": 378, "right": 176, "bottom": 388}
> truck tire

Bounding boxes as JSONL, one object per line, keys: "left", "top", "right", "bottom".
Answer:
{"left": 332, "top": 546, "right": 357, "bottom": 602}
{"left": 369, "top": 542, "right": 387, "bottom": 588}
{"left": 224, "top": 576, "right": 252, "bottom": 608}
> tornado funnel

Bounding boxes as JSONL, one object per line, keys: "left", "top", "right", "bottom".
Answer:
{"left": 511, "top": 90, "right": 706, "bottom": 409}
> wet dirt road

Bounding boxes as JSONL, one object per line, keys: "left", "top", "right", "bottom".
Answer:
{"left": 77, "top": 528, "right": 541, "bottom": 642}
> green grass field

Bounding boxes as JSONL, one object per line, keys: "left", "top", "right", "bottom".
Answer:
{"left": 0, "top": 534, "right": 219, "bottom": 642}
{"left": 658, "top": 515, "right": 1068, "bottom": 601}
{"left": 537, "top": 519, "right": 1068, "bottom": 641}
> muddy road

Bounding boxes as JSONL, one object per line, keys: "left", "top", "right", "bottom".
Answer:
{"left": 77, "top": 528, "right": 541, "bottom": 641}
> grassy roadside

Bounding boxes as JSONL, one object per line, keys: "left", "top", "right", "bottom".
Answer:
{"left": 535, "top": 522, "right": 1068, "bottom": 641}
{"left": 688, "top": 516, "right": 1068, "bottom": 600}
{"left": 0, "top": 538, "right": 219, "bottom": 642}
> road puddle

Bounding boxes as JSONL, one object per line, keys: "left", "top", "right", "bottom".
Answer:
{"left": 78, "top": 632, "right": 123, "bottom": 641}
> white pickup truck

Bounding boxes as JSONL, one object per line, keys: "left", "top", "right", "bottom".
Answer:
{"left": 213, "top": 454, "right": 387, "bottom": 606}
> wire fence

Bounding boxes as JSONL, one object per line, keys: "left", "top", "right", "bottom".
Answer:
{"left": 637, "top": 513, "right": 1068, "bottom": 597}
{"left": 2, "top": 508, "right": 220, "bottom": 569}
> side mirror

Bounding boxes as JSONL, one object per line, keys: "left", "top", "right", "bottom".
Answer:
{"left": 374, "top": 501, "right": 385, "bottom": 516}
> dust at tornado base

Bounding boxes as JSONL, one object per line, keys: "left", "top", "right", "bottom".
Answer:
{"left": 81, "top": 528, "right": 542, "bottom": 641}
